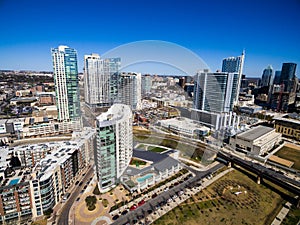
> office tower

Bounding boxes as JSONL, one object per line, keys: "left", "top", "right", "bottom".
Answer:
{"left": 261, "top": 65, "right": 273, "bottom": 87}
{"left": 95, "top": 104, "right": 133, "bottom": 192}
{"left": 269, "top": 63, "right": 297, "bottom": 112}
{"left": 84, "top": 54, "right": 121, "bottom": 107}
{"left": 141, "top": 74, "right": 152, "bottom": 96}
{"left": 221, "top": 51, "right": 245, "bottom": 104}
{"left": 193, "top": 71, "right": 239, "bottom": 113}
{"left": 273, "top": 71, "right": 281, "bottom": 85}
{"left": 117, "top": 72, "right": 142, "bottom": 110}
{"left": 280, "top": 63, "right": 297, "bottom": 92}
{"left": 51, "top": 45, "right": 80, "bottom": 121}
{"left": 222, "top": 51, "right": 245, "bottom": 73}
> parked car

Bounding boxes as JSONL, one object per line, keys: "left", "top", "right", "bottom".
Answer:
{"left": 130, "top": 204, "right": 138, "bottom": 211}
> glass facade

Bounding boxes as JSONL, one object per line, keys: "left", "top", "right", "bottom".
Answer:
{"left": 280, "top": 63, "right": 297, "bottom": 92}
{"left": 52, "top": 46, "right": 80, "bottom": 121}
{"left": 95, "top": 124, "right": 117, "bottom": 189}
{"left": 222, "top": 56, "right": 242, "bottom": 73}
{"left": 193, "top": 72, "right": 239, "bottom": 113}
{"left": 95, "top": 104, "right": 133, "bottom": 192}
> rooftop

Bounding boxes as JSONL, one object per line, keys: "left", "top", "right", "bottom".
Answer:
{"left": 274, "top": 117, "right": 300, "bottom": 125}
{"left": 237, "top": 125, "right": 274, "bottom": 141}
{"left": 97, "top": 104, "right": 131, "bottom": 127}
{"left": 159, "top": 117, "right": 210, "bottom": 131}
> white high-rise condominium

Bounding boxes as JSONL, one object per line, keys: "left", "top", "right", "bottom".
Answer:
{"left": 94, "top": 104, "right": 133, "bottom": 192}
{"left": 51, "top": 45, "right": 80, "bottom": 121}
{"left": 84, "top": 54, "right": 120, "bottom": 107}
{"left": 117, "top": 72, "right": 142, "bottom": 110}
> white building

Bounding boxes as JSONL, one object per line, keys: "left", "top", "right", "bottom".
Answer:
{"left": 95, "top": 104, "right": 133, "bottom": 192}
{"left": 158, "top": 117, "right": 210, "bottom": 138}
{"left": 84, "top": 54, "right": 121, "bottom": 107}
{"left": 229, "top": 125, "right": 281, "bottom": 155}
{"left": 191, "top": 109, "right": 240, "bottom": 131}
{"left": 51, "top": 45, "right": 80, "bottom": 121}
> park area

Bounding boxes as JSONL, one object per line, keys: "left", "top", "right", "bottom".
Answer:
{"left": 153, "top": 169, "right": 290, "bottom": 225}
{"left": 274, "top": 143, "right": 300, "bottom": 170}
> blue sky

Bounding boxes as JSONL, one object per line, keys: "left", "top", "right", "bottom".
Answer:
{"left": 0, "top": 0, "right": 299, "bottom": 77}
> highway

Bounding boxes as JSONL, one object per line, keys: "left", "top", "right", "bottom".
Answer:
{"left": 57, "top": 166, "right": 94, "bottom": 225}
{"left": 111, "top": 163, "right": 224, "bottom": 225}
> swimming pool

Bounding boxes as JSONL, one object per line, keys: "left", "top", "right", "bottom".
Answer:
{"left": 137, "top": 174, "right": 154, "bottom": 183}
{"left": 9, "top": 178, "right": 20, "bottom": 186}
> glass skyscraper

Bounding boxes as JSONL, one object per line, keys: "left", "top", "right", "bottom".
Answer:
{"left": 221, "top": 51, "right": 245, "bottom": 105}
{"left": 280, "top": 63, "right": 297, "bottom": 92}
{"left": 52, "top": 45, "right": 80, "bottom": 121}
{"left": 95, "top": 104, "right": 133, "bottom": 192}
{"left": 221, "top": 52, "right": 244, "bottom": 73}
{"left": 261, "top": 65, "right": 274, "bottom": 87}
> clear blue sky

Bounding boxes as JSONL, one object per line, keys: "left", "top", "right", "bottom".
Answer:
{"left": 0, "top": 0, "right": 299, "bottom": 77}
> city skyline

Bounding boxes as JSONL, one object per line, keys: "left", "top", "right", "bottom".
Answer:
{"left": 0, "top": 0, "right": 300, "bottom": 76}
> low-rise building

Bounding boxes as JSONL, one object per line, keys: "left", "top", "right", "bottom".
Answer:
{"left": 158, "top": 117, "right": 210, "bottom": 138}
{"left": 121, "top": 149, "right": 182, "bottom": 192}
{"left": 0, "top": 128, "right": 96, "bottom": 224}
{"left": 229, "top": 125, "right": 281, "bottom": 155}
{"left": 274, "top": 117, "right": 300, "bottom": 140}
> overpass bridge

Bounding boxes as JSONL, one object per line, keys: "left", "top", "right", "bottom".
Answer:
{"left": 217, "top": 151, "right": 300, "bottom": 206}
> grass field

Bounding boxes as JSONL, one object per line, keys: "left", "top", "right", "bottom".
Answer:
{"left": 148, "top": 146, "right": 167, "bottom": 152}
{"left": 153, "top": 170, "right": 289, "bottom": 225}
{"left": 275, "top": 146, "right": 300, "bottom": 170}
{"left": 130, "top": 158, "right": 147, "bottom": 166}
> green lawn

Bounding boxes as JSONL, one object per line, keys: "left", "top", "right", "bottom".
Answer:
{"left": 153, "top": 170, "right": 290, "bottom": 225}
{"left": 275, "top": 146, "right": 300, "bottom": 170}
{"left": 130, "top": 158, "right": 147, "bottom": 166}
{"left": 148, "top": 146, "right": 167, "bottom": 152}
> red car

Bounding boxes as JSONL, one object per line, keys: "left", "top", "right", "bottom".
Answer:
{"left": 138, "top": 199, "right": 145, "bottom": 206}
{"left": 130, "top": 204, "right": 137, "bottom": 211}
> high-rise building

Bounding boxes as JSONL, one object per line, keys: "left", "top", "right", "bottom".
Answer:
{"left": 269, "top": 63, "right": 297, "bottom": 112}
{"left": 51, "top": 45, "right": 80, "bottom": 121}
{"left": 95, "top": 104, "right": 133, "bottom": 192}
{"left": 141, "top": 74, "right": 152, "bottom": 96}
{"left": 117, "top": 72, "right": 142, "bottom": 110}
{"left": 84, "top": 54, "right": 121, "bottom": 107}
{"left": 107, "top": 58, "right": 121, "bottom": 104}
{"left": 221, "top": 51, "right": 245, "bottom": 104}
{"left": 261, "top": 65, "right": 273, "bottom": 87}
{"left": 221, "top": 51, "right": 245, "bottom": 74}
{"left": 280, "top": 63, "right": 297, "bottom": 92}
{"left": 193, "top": 71, "right": 239, "bottom": 113}
{"left": 273, "top": 71, "right": 281, "bottom": 85}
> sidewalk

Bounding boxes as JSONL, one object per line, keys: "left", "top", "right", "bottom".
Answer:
{"left": 271, "top": 202, "right": 292, "bottom": 225}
